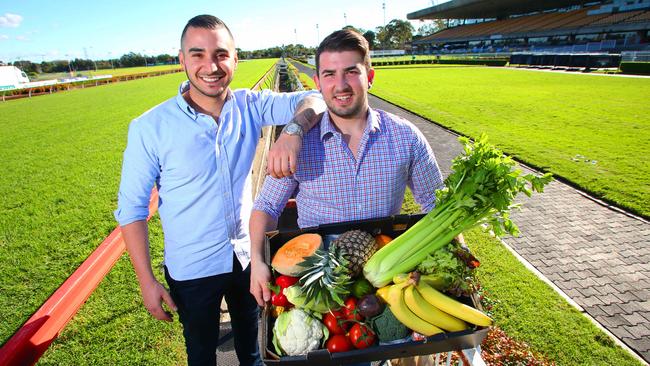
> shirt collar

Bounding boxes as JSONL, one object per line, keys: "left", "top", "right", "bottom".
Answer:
{"left": 319, "top": 107, "right": 381, "bottom": 140}
{"left": 175, "top": 80, "right": 233, "bottom": 120}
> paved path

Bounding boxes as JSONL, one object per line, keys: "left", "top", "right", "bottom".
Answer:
{"left": 292, "top": 61, "right": 650, "bottom": 364}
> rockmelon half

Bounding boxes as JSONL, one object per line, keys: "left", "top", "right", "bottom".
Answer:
{"left": 271, "top": 233, "right": 323, "bottom": 276}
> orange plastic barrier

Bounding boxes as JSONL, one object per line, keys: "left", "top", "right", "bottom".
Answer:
{"left": 0, "top": 189, "right": 159, "bottom": 366}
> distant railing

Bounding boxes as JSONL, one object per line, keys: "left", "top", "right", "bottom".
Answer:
{"left": 621, "top": 50, "right": 650, "bottom": 61}
{"left": 1, "top": 68, "right": 183, "bottom": 102}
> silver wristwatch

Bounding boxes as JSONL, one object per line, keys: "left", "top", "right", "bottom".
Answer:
{"left": 282, "top": 121, "right": 304, "bottom": 138}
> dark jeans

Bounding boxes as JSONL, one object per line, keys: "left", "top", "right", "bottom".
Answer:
{"left": 165, "top": 255, "right": 262, "bottom": 366}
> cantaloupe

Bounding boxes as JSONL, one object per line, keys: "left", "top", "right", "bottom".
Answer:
{"left": 271, "top": 233, "right": 323, "bottom": 276}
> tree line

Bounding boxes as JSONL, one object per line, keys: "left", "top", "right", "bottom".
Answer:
{"left": 3, "top": 19, "right": 445, "bottom": 76}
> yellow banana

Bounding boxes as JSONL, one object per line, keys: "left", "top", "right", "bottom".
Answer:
{"left": 392, "top": 273, "right": 409, "bottom": 284}
{"left": 386, "top": 282, "right": 444, "bottom": 336}
{"left": 376, "top": 285, "right": 391, "bottom": 303}
{"left": 416, "top": 281, "right": 492, "bottom": 327}
{"left": 403, "top": 285, "right": 468, "bottom": 332}
{"left": 419, "top": 274, "right": 447, "bottom": 290}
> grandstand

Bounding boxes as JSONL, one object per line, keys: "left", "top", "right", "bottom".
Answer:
{"left": 408, "top": 0, "right": 650, "bottom": 54}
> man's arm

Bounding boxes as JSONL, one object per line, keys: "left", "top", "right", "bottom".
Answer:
{"left": 249, "top": 172, "right": 299, "bottom": 306}
{"left": 249, "top": 210, "right": 279, "bottom": 307}
{"left": 121, "top": 220, "right": 177, "bottom": 321}
{"left": 267, "top": 95, "right": 325, "bottom": 178}
{"left": 115, "top": 119, "right": 173, "bottom": 321}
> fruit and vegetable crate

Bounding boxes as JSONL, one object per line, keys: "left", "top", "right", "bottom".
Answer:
{"left": 260, "top": 214, "right": 489, "bottom": 366}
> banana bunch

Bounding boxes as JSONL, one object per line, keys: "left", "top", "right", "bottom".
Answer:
{"left": 378, "top": 274, "right": 492, "bottom": 336}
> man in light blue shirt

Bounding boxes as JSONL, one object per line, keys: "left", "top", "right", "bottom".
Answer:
{"left": 114, "top": 15, "right": 322, "bottom": 366}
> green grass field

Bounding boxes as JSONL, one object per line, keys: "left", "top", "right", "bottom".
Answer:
{"left": 371, "top": 67, "right": 650, "bottom": 217}
{"left": 0, "top": 59, "right": 277, "bottom": 364}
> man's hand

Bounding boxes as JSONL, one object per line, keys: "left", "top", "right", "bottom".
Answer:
{"left": 267, "top": 134, "right": 301, "bottom": 178}
{"left": 250, "top": 260, "right": 273, "bottom": 307}
{"left": 140, "top": 279, "right": 178, "bottom": 322}
{"left": 266, "top": 95, "right": 324, "bottom": 178}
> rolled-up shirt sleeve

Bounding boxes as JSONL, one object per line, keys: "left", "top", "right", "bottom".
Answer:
{"left": 250, "top": 89, "right": 321, "bottom": 128}
{"left": 408, "top": 127, "right": 444, "bottom": 213}
{"left": 253, "top": 175, "right": 298, "bottom": 220}
{"left": 113, "top": 119, "right": 160, "bottom": 226}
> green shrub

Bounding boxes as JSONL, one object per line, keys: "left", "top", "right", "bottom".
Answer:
{"left": 437, "top": 59, "right": 508, "bottom": 66}
{"left": 619, "top": 62, "right": 650, "bottom": 75}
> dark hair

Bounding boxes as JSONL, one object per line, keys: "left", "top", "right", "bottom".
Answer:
{"left": 315, "top": 29, "right": 371, "bottom": 74}
{"left": 180, "top": 14, "right": 234, "bottom": 48}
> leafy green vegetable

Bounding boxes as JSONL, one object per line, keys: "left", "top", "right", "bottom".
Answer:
{"left": 416, "top": 241, "right": 476, "bottom": 296}
{"left": 363, "top": 134, "right": 553, "bottom": 287}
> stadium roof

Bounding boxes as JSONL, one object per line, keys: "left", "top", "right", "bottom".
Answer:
{"left": 407, "top": 0, "right": 589, "bottom": 20}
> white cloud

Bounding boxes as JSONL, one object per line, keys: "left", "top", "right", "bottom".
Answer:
{"left": 0, "top": 34, "right": 8, "bottom": 40}
{"left": 0, "top": 13, "right": 23, "bottom": 28}
{"left": 15, "top": 35, "right": 29, "bottom": 41}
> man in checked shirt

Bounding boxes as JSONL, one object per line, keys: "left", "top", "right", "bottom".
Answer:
{"left": 249, "top": 29, "right": 446, "bottom": 307}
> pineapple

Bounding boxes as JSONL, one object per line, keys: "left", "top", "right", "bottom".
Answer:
{"left": 331, "top": 230, "right": 377, "bottom": 278}
{"left": 293, "top": 230, "right": 377, "bottom": 312}
{"left": 296, "top": 245, "right": 353, "bottom": 310}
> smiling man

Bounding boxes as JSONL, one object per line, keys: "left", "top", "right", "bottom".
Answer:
{"left": 114, "top": 14, "right": 323, "bottom": 366}
{"left": 249, "top": 29, "right": 446, "bottom": 313}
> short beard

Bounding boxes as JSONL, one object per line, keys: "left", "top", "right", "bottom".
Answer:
{"left": 326, "top": 97, "right": 366, "bottom": 120}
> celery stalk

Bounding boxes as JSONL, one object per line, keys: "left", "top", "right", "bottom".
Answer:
{"left": 363, "top": 134, "right": 552, "bottom": 288}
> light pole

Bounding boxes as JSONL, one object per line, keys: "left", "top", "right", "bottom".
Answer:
{"left": 89, "top": 46, "right": 98, "bottom": 72}
{"left": 383, "top": 2, "right": 386, "bottom": 28}
{"left": 108, "top": 52, "right": 114, "bottom": 69}
{"left": 344, "top": 13, "right": 347, "bottom": 27}
{"left": 65, "top": 54, "right": 73, "bottom": 76}
{"left": 316, "top": 24, "right": 319, "bottom": 46}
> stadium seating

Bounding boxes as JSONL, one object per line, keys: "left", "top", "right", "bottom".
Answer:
{"left": 420, "top": 5, "right": 648, "bottom": 42}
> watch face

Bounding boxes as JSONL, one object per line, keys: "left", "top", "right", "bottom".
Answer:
{"left": 286, "top": 123, "right": 301, "bottom": 135}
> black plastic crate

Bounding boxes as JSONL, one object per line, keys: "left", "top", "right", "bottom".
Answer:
{"left": 260, "top": 214, "right": 489, "bottom": 365}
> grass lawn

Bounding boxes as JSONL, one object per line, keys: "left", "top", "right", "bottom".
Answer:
{"left": 371, "top": 67, "right": 650, "bottom": 217}
{"left": 299, "top": 73, "right": 316, "bottom": 90}
{"left": 400, "top": 190, "right": 642, "bottom": 365}
{"left": 0, "top": 59, "right": 276, "bottom": 364}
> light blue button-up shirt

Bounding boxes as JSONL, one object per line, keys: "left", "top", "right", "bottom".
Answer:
{"left": 114, "top": 81, "right": 314, "bottom": 280}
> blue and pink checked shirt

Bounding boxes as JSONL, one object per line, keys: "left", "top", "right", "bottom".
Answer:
{"left": 253, "top": 108, "right": 444, "bottom": 228}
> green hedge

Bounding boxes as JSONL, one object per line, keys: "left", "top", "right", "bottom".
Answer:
{"left": 619, "top": 61, "right": 650, "bottom": 75}
{"left": 372, "top": 59, "right": 508, "bottom": 67}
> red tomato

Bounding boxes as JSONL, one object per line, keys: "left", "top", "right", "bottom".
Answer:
{"left": 323, "top": 312, "right": 347, "bottom": 335}
{"left": 343, "top": 297, "right": 363, "bottom": 321}
{"left": 348, "top": 323, "right": 376, "bottom": 349}
{"left": 275, "top": 275, "right": 299, "bottom": 289}
{"left": 326, "top": 334, "right": 353, "bottom": 353}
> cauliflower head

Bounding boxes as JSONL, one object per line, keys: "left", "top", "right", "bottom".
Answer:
{"left": 272, "top": 308, "right": 326, "bottom": 356}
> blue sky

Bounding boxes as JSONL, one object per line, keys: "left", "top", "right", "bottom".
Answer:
{"left": 0, "top": 0, "right": 441, "bottom": 63}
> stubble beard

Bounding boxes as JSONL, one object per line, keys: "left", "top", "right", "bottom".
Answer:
{"left": 326, "top": 94, "right": 367, "bottom": 120}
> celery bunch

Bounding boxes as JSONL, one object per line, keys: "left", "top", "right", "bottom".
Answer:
{"left": 363, "top": 134, "right": 552, "bottom": 288}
